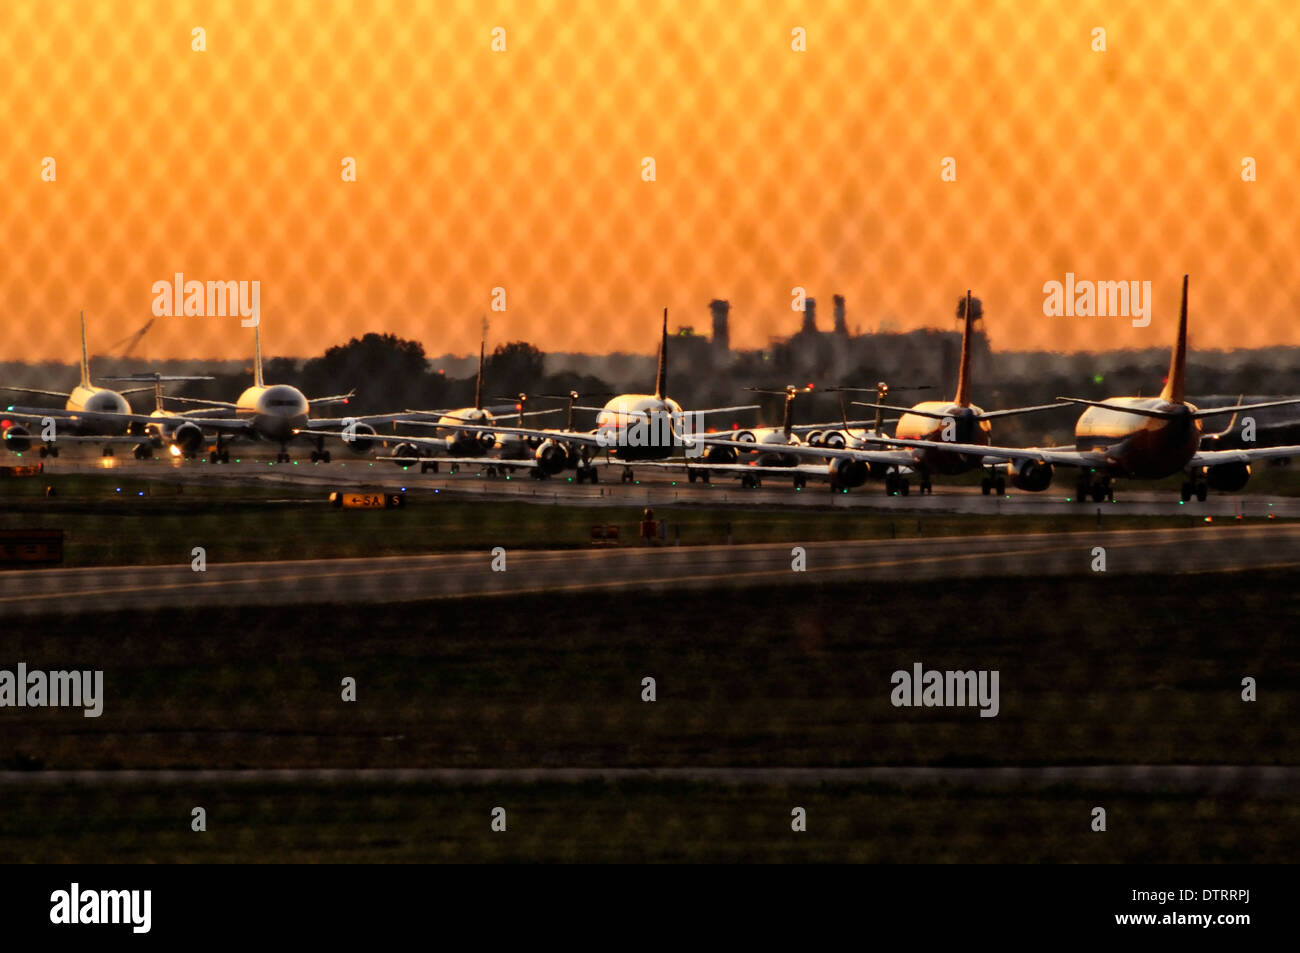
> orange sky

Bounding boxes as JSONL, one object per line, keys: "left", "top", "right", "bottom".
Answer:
{"left": 2, "top": 0, "right": 1297, "bottom": 362}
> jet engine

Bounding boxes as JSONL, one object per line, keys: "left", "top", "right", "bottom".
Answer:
{"left": 815, "top": 430, "right": 847, "bottom": 449}
{"left": 828, "top": 457, "right": 869, "bottom": 488}
{"left": 1203, "top": 461, "right": 1250, "bottom": 493}
{"left": 344, "top": 422, "right": 377, "bottom": 454}
{"left": 535, "top": 438, "right": 571, "bottom": 475}
{"left": 170, "top": 421, "right": 205, "bottom": 455}
{"left": 703, "top": 443, "right": 737, "bottom": 464}
{"left": 391, "top": 442, "right": 423, "bottom": 465}
{"left": 2, "top": 424, "right": 31, "bottom": 452}
{"left": 1006, "top": 459, "right": 1054, "bottom": 492}
{"left": 476, "top": 430, "right": 497, "bottom": 452}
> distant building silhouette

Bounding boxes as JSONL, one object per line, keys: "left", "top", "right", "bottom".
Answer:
{"left": 833, "top": 294, "right": 848, "bottom": 336}
{"left": 709, "top": 299, "right": 730, "bottom": 356}
{"left": 801, "top": 297, "right": 818, "bottom": 334}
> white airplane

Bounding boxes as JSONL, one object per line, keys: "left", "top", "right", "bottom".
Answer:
{"left": 324, "top": 309, "right": 759, "bottom": 482}
{"left": 854, "top": 275, "right": 1300, "bottom": 501}
{"left": 160, "top": 322, "right": 387, "bottom": 462}
{"left": 1, "top": 313, "right": 198, "bottom": 457}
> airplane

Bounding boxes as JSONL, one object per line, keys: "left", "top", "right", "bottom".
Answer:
{"left": 696, "top": 291, "right": 1070, "bottom": 494}
{"left": 97, "top": 372, "right": 216, "bottom": 458}
{"left": 366, "top": 337, "right": 562, "bottom": 472}
{"left": 329, "top": 309, "right": 759, "bottom": 482}
{"left": 160, "top": 322, "right": 386, "bottom": 462}
{"left": 858, "top": 275, "right": 1300, "bottom": 501}
{"left": 1, "top": 313, "right": 189, "bottom": 457}
{"left": 614, "top": 384, "right": 906, "bottom": 490}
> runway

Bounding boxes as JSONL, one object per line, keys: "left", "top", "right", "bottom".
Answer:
{"left": 25, "top": 450, "right": 1300, "bottom": 517}
{"left": 3, "top": 523, "right": 1298, "bottom": 616}
{"left": 1, "top": 765, "right": 1296, "bottom": 793}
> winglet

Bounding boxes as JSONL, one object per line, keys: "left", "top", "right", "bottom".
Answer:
{"left": 1159, "top": 275, "right": 1188, "bottom": 404}
{"left": 654, "top": 307, "right": 668, "bottom": 399}
{"left": 79, "top": 311, "right": 91, "bottom": 388}
{"left": 253, "top": 321, "right": 265, "bottom": 387}
{"left": 954, "top": 291, "right": 974, "bottom": 407}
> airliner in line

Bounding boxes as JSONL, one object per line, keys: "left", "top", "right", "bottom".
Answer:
{"left": 824, "top": 276, "right": 1300, "bottom": 500}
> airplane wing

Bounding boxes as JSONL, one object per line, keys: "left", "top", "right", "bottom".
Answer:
{"left": 398, "top": 409, "right": 562, "bottom": 426}
{"left": 978, "top": 403, "right": 1077, "bottom": 419}
{"left": 306, "top": 414, "right": 420, "bottom": 428}
{"left": 377, "top": 454, "right": 543, "bottom": 469}
{"left": 857, "top": 434, "right": 1108, "bottom": 469}
{"left": 571, "top": 404, "right": 761, "bottom": 417}
{"left": 1, "top": 406, "right": 254, "bottom": 436}
{"left": 1191, "top": 399, "right": 1300, "bottom": 418}
{"left": 852, "top": 400, "right": 1068, "bottom": 420}
{"left": 297, "top": 428, "right": 447, "bottom": 451}
{"left": 163, "top": 395, "right": 239, "bottom": 409}
{"left": 688, "top": 434, "right": 919, "bottom": 468}
{"left": 1190, "top": 445, "right": 1300, "bottom": 467}
{"left": 608, "top": 459, "right": 879, "bottom": 482}
{"left": 0, "top": 386, "right": 71, "bottom": 399}
{"left": 307, "top": 392, "right": 356, "bottom": 407}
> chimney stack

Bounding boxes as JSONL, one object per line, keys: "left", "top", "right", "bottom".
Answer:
{"left": 709, "top": 299, "right": 730, "bottom": 354}
{"left": 801, "top": 297, "right": 817, "bottom": 334}
{"left": 833, "top": 294, "right": 848, "bottom": 336}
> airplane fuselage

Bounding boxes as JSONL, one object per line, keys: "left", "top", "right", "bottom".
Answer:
{"left": 436, "top": 407, "right": 497, "bottom": 456}
{"left": 895, "top": 402, "right": 991, "bottom": 475}
{"left": 1074, "top": 397, "right": 1202, "bottom": 479}
{"left": 236, "top": 384, "right": 310, "bottom": 443}
{"left": 595, "top": 394, "right": 686, "bottom": 460}
{"left": 732, "top": 427, "right": 802, "bottom": 467}
{"left": 65, "top": 386, "right": 132, "bottom": 436}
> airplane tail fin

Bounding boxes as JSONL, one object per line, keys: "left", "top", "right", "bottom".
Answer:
{"left": 79, "top": 311, "right": 91, "bottom": 388}
{"left": 954, "top": 291, "right": 974, "bottom": 407}
{"left": 474, "top": 333, "right": 485, "bottom": 410}
{"left": 654, "top": 308, "right": 668, "bottom": 399}
{"left": 782, "top": 387, "right": 796, "bottom": 438}
{"left": 253, "top": 321, "right": 265, "bottom": 387}
{"left": 1159, "top": 274, "right": 1189, "bottom": 403}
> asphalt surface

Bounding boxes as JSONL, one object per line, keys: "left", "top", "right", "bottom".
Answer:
{"left": 30, "top": 451, "right": 1300, "bottom": 517}
{"left": 1, "top": 765, "right": 1295, "bottom": 793}
{"left": 3, "top": 524, "right": 1298, "bottom": 616}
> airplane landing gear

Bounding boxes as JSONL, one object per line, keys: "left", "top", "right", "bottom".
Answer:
{"left": 133, "top": 444, "right": 153, "bottom": 460}
{"left": 102, "top": 447, "right": 114, "bottom": 457}
{"left": 621, "top": 467, "right": 635, "bottom": 484}
{"left": 980, "top": 475, "right": 1005, "bottom": 496}
{"left": 39, "top": 445, "right": 59, "bottom": 459}
{"left": 741, "top": 473, "right": 761, "bottom": 489}
{"left": 1076, "top": 473, "right": 1114, "bottom": 502}
{"left": 420, "top": 460, "right": 437, "bottom": 473}
{"left": 885, "top": 472, "right": 910, "bottom": 496}
{"left": 1180, "top": 480, "right": 1208, "bottom": 502}
{"left": 793, "top": 474, "right": 807, "bottom": 490}
{"left": 310, "top": 438, "right": 332, "bottom": 463}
